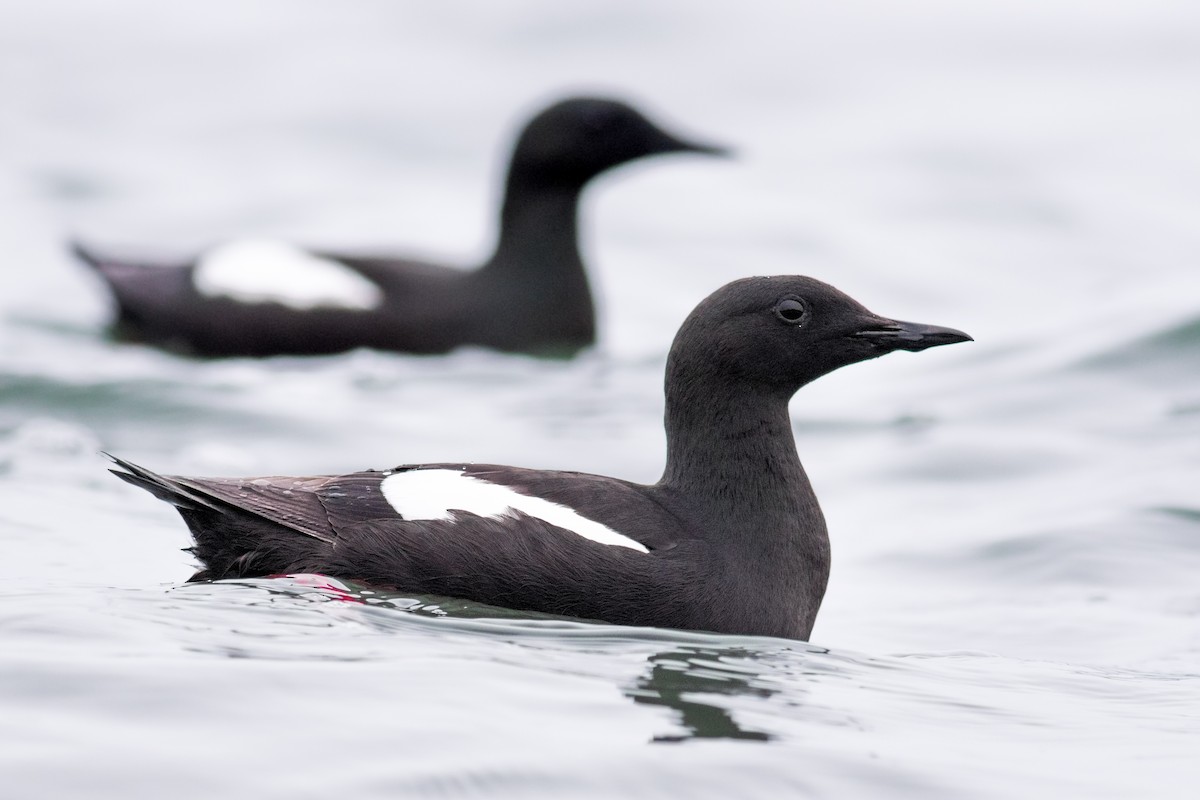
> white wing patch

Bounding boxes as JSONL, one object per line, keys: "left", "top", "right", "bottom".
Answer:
{"left": 194, "top": 240, "right": 385, "bottom": 310}
{"left": 379, "top": 469, "right": 649, "bottom": 553}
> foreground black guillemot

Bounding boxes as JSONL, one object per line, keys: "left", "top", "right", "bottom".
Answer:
{"left": 72, "top": 95, "right": 727, "bottom": 358}
{"left": 108, "top": 275, "right": 970, "bottom": 640}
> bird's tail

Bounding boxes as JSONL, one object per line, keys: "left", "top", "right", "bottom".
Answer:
{"left": 67, "top": 239, "right": 171, "bottom": 282}
{"left": 104, "top": 453, "right": 219, "bottom": 512}
{"left": 106, "top": 453, "right": 329, "bottom": 582}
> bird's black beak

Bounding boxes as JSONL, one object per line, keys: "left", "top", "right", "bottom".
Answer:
{"left": 679, "top": 138, "right": 733, "bottom": 157}
{"left": 651, "top": 129, "right": 733, "bottom": 158}
{"left": 852, "top": 319, "right": 973, "bottom": 353}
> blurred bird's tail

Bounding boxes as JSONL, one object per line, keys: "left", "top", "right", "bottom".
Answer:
{"left": 68, "top": 238, "right": 109, "bottom": 271}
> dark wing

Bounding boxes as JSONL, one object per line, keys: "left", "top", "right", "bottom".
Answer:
{"left": 180, "top": 462, "right": 685, "bottom": 555}
{"left": 114, "top": 457, "right": 686, "bottom": 554}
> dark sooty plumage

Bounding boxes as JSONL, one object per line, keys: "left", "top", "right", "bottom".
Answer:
{"left": 110, "top": 276, "right": 971, "bottom": 640}
{"left": 71, "top": 96, "right": 727, "bottom": 358}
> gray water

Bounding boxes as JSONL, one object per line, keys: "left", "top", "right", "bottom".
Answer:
{"left": 2, "top": 1, "right": 1199, "bottom": 797}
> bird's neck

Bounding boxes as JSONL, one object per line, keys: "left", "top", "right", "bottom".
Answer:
{"left": 488, "top": 177, "right": 586, "bottom": 277}
{"left": 472, "top": 178, "right": 595, "bottom": 355}
{"left": 661, "top": 386, "right": 813, "bottom": 518}
{"left": 658, "top": 374, "right": 830, "bottom": 638}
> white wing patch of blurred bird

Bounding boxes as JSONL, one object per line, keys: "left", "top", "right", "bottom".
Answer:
{"left": 194, "top": 240, "right": 385, "bottom": 310}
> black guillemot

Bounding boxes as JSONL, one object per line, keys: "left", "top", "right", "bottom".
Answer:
{"left": 72, "top": 96, "right": 726, "bottom": 358}
{"left": 108, "top": 275, "right": 971, "bottom": 640}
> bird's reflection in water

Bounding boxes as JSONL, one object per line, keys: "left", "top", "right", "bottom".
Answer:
{"left": 626, "top": 647, "right": 786, "bottom": 743}
{"left": 179, "top": 577, "right": 803, "bottom": 745}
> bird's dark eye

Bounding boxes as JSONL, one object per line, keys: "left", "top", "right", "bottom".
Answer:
{"left": 774, "top": 298, "right": 807, "bottom": 325}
